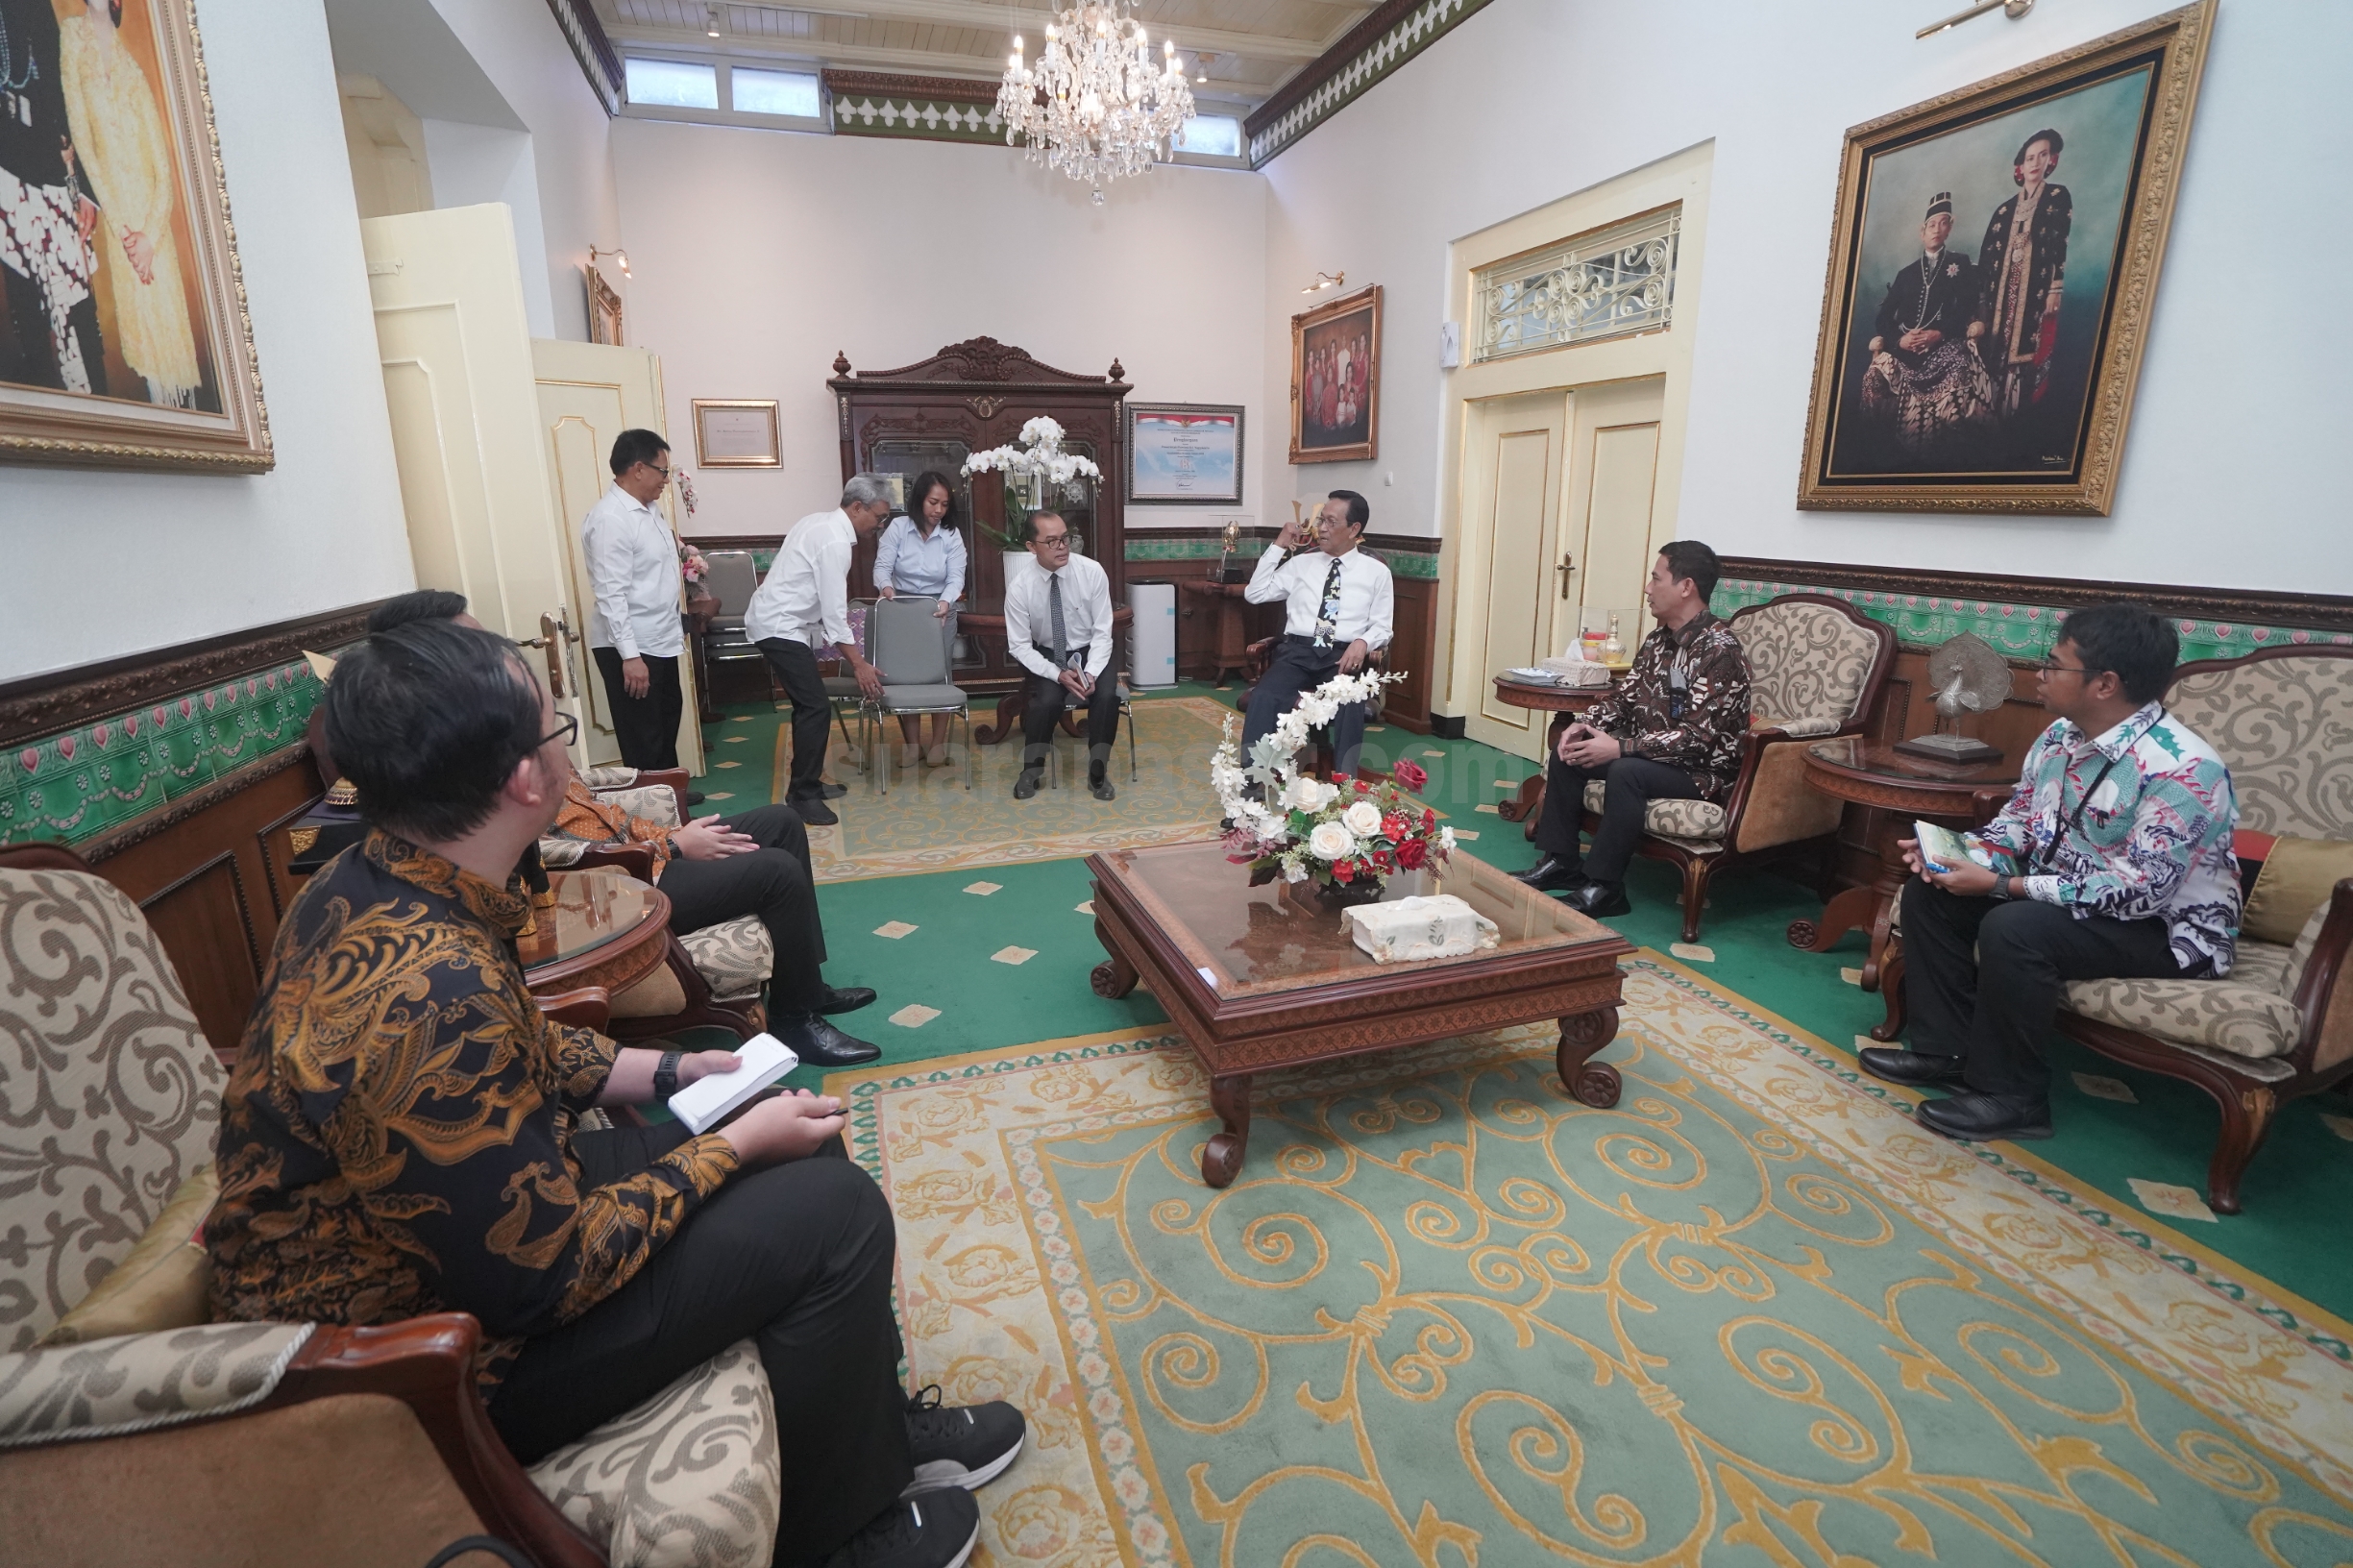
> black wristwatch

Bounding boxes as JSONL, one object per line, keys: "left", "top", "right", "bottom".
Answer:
{"left": 652, "top": 1050, "right": 683, "bottom": 1100}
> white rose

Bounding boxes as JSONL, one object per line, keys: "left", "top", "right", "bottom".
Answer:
{"left": 1308, "top": 779, "right": 1340, "bottom": 811}
{"left": 1308, "top": 821, "right": 1356, "bottom": 861}
{"left": 1439, "top": 826, "right": 1457, "bottom": 850}
{"left": 1342, "top": 800, "right": 1383, "bottom": 836}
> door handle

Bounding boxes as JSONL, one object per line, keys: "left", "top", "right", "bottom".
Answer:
{"left": 519, "top": 612, "right": 568, "bottom": 698}
{"left": 1556, "top": 555, "right": 1576, "bottom": 600}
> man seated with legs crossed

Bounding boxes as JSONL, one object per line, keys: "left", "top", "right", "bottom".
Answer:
{"left": 1002, "top": 509, "right": 1121, "bottom": 801}
{"left": 1516, "top": 541, "right": 1751, "bottom": 917}
{"left": 208, "top": 618, "right": 1022, "bottom": 1568}
{"left": 1240, "top": 489, "right": 1393, "bottom": 780}
{"left": 1861, "top": 601, "right": 2240, "bottom": 1142}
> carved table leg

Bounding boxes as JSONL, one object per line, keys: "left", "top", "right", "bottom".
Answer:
{"left": 1787, "top": 813, "right": 1911, "bottom": 992}
{"left": 1498, "top": 715, "right": 1567, "bottom": 841}
{"left": 1090, "top": 919, "right": 1139, "bottom": 999}
{"left": 973, "top": 690, "right": 1026, "bottom": 747}
{"left": 1202, "top": 1072, "right": 1252, "bottom": 1188}
{"left": 1556, "top": 1005, "right": 1622, "bottom": 1109}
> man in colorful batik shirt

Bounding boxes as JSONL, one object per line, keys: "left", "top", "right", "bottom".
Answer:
{"left": 1862, "top": 602, "right": 2240, "bottom": 1143}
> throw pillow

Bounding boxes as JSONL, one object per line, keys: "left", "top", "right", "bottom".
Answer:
{"left": 2243, "top": 836, "right": 2353, "bottom": 946}
{"left": 39, "top": 1165, "right": 218, "bottom": 1344}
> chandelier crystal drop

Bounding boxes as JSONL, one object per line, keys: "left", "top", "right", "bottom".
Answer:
{"left": 996, "top": 1, "right": 1197, "bottom": 205}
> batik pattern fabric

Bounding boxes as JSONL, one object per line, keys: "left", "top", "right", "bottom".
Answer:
{"left": 552, "top": 778, "right": 677, "bottom": 880}
{"left": 1974, "top": 702, "right": 2241, "bottom": 974}
{"left": 1580, "top": 611, "right": 1753, "bottom": 801}
{"left": 206, "top": 832, "right": 738, "bottom": 1390}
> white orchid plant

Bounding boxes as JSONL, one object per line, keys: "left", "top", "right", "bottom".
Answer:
{"left": 962, "top": 416, "right": 1104, "bottom": 551}
{"left": 1213, "top": 670, "right": 1451, "bottom": 894}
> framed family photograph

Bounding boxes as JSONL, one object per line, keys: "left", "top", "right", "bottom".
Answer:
{"left": 1290, "top": 283, "right": 1380, "bottom": 464}
{"left": 1127, "top": 402, "right": 1242, "bottom": 504}
{"left": 0, "top": 0, "right": 269, "bottom": 471}
{"left": 1795, "top": 0, "right": 2214, "bottom": 514}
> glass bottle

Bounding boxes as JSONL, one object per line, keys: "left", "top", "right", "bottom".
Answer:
{"left": 1601, "top": 613, "right": 1628, "bottom": 670}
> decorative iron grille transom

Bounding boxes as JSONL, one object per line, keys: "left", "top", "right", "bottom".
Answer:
{"left": 1472, "top": 207, "right": 1679, "bottom": 363}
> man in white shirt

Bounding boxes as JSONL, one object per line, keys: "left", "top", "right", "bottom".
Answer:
{"left": 745, "top": 476, "right": 891, "bottom": 826}
{"left": 1001, "top": 511, "right": 1119, "bottom": 801}
{"left": 1242, "top": 490, "right": 1394, "bottom": 777}
{"left": 583, "top": 429, "right": 690, "bottom": 772}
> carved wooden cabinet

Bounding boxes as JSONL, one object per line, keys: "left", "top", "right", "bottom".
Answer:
{"left": 830, "top": 338, "right": 1130, "bottom": 695}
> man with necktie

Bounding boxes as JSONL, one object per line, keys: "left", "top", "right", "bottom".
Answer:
{"left": 1241, "top": 490, "right": 1394, "bottom": 778}
{"left": 1001, "top": 509, "right": 1119, "bottom": 800}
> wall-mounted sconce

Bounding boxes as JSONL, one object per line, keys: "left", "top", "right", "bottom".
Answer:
{"left": 589, "top": 246, "right": 631, "bottom": 278}
{"left": 704, "top": 2, "right": 723, "bottom": 37}
{"left": 1917, "top": 0, "right": 2033, "bottom": 39}
{"left": 1302, "top": 270, "right": 1345, "bottom": 294}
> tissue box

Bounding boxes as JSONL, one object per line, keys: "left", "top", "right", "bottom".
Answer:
{"left": 1536, "top": 657, "right": 1613, "bottom": 687}
{"left": 1340, "top": 894, "right": 1501, "bottom": 964}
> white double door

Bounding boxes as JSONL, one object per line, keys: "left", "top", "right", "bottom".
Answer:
{"left": 1460, "top": 376, "right": 1665, "bottom": 759}
{"left": 360, "top": 203, "right": 701, "bottom": 772}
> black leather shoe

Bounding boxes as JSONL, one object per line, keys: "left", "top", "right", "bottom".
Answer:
{"left": 1562, "top": 879, "right": 1631, "bottom": 918}
{"left": 683, "top": 791, "right": 706, "bottom": 807}
{"left": 1916, "top": 1090, "right": 2053, "bottom": 1141}
{"left": 818, "top": 986, "right": 876, "bottom": 1016}
{"left": 818, "top": 781, "right": 849, "bottom": 799}
{"left": 1512, "top": 854, "right": 1584, "bottom": 892}
{"left": 778, "top": 1014, "right": 881, "bottom": 1066}
{"left": 1014, "top": 770, "right": 1042, "bottom": 800}
{"left": 1090, "top": 776, "right": 1115, "bottom": 801}
{"left": 1858, "top": 1047, "right": 1967, "bottom": 1087}
{"left": 791, "top": 795, "right": 840, "bottom": 826}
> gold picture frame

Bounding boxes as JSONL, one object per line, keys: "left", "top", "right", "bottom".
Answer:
{"left": 1795, "top": 0, "right": 2214, "bottom": 515}
{"left": 585, "top": 266, "right": 624, "bottom": 346}
{"left": 691, "top": 399, "right": 781, "bottom": 468}
{"left": 1289, "top": 283, "right": 1381, "bottom": 465}
{"left": 0, "top": 0, "right": 270, "bottom": 472}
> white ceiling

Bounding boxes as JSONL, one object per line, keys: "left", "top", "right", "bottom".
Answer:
{"left": 588, "top": 0, "right": 1378, "bottom": 110}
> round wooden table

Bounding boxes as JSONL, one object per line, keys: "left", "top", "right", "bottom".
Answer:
{"left": 959, "top": 605, "right": 1136, "bottom": 744}
{"left": 1786, "top": 736, "right": 2017, "bottom": 994}
{"left": 518, "top": 869, "right": 672, "bottom": 1004}
{"left": 1177, "top": 579, "right": 1253, "bottom": 686}
{"left": 1488, "top": 673, "right": 1625, "bottom": 840}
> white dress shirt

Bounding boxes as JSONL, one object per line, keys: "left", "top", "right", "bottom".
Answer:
{"left": 1245, "top": 544, "right": 1394, "bottom": 649}
{"left": 746, "top": 508, "right": 856, "bottom": 649}
{"left": 1002, "top": 551, "right": 1114, "bottom": 681}
{"left": 581, "top": 484, "right": 685, "bottom": 659}
{"left": 872, "top": 515, "right": 967, "bottom": 603}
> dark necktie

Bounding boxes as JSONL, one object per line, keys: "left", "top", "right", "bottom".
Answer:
{"left": 1314, "top": 557, "right": 1344, "bottom": 648}
{"left": 1048, "top": 571, "right": 1068, "bottom": 668}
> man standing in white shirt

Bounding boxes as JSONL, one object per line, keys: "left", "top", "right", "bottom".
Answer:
{"left": 1001, "top": 511, "right": 1118, "bottom": 801}
{"left": 584, "top": 429, "right": 691, "bottom": 772}
{"left": 1242, "top": 490, "right": 1393, "bottom": 777}
{"left": 745, "top": 476, "right": 891, "bottom": 826}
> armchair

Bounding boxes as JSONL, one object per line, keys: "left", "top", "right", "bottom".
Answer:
{"left": 1238, "top": 636, "right": 1391, "bottom": 781}
{"left": 1581, "top": 594, "right": 1894, "bottom": 943}
{"left": 0, "top": 845, "right": 782, "bottom": 1568}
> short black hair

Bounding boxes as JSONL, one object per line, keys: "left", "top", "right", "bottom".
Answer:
{"left": 324, "top": 620, "right": 547, "bottom": 844}
{"left": 1023, "top": 509, "right": 1068, "bottom": 543}
{"left": 1328, "top": 490, "right": 1370, "bottom": 529}
{"left": 907, "top": 470, "right": 961, "bottom": 528}
{"left": 608, "top": 428, "right": 669, "bottom": 478}
{"left": 1656, "top": 540, "right": 1721, "bottom": 602}
{"left": 367, "top": 589, "right": 470, "bottom": 633}
{"left": 2055, "top": 601, "right": 2176, "bottom": 705}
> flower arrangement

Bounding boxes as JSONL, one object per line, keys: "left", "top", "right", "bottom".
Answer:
{"left": 962, "top": 416, "right": 1103, "bottom": 551}
{"left": 1212, "top": 670, "right": 1451, "bottom": 897}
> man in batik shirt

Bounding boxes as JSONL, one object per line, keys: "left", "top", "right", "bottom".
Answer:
{"left": 1863, "top": 602, "right": 2240, "bottom": 1143}
{"left": 1516, "top": 540, "right": 1752, "bottom": 918}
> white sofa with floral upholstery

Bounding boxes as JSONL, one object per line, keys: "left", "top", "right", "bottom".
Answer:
{"left": 0, "top": 847, "right": 781, "bottom": 1568}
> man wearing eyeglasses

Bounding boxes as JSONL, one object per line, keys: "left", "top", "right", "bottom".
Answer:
{"left": 584, "top": 429, "right": 692, "bottom": 772}
{"left": 1002, "top": 510, "right": 1119, "bottom": 800}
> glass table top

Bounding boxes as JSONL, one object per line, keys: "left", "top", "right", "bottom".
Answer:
{"left": 1805, "top": 734, "right": 2019, "bottom": 788}
{"left": 516, "top": 869, "right": 659, "bottom": 971}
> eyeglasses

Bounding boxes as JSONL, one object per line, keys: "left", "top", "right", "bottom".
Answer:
{"left": 535, "top": 712, "right": 579, "bottom": 751}
{"left": 1035, "top": 534, "right": 1072, "bottom": 550}
{"left": 642, "top": 462, "right": 672, "bottom": 481}
{"left": 2036, "top": 658, "right": 2089, "bottom": 676}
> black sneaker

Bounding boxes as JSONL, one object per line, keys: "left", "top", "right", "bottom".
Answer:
{"left": 902, "top": 1384, "right": 1026, "bottom": 1496}
{"left": 821, "top": 1487, "right": 979, "bottom": 1568}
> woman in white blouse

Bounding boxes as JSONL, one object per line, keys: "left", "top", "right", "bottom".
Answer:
{"left": 872, "top": 470, "right": 968, "bottom": 767}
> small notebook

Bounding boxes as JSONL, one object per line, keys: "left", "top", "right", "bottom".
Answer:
{"left": 667, "top": 1033, "right": 800, "bottom": 1135}
{"left": 1914, "top": 821, "right": 1995, "bottom": 874}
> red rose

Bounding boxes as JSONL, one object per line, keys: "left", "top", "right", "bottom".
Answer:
{"left": 1355, "top": 779, "right": 1370, "bottom": 794}
{"left": 1396, "top": 838, "right": 1428, "bottom": 870}
{"left": 1333, "top": 859, "right": 1356, "bottom": 883}
{"left": 1391, "top": 758, "right": 1427, "bottom": 792}
{"left": 1423, "top": 808, "right": 1437, "bottom": 829}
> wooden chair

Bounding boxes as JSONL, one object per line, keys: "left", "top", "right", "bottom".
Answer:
{"left": 1579, "top": 594, "right": 1895, "bottom": 943}
{"left": 1875, "top": 645, "right": 2353, "bottom": 1213}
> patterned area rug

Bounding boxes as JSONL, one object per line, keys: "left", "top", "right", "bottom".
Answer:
{"left": 796, "top": 696, "right": 1237, "bottom": 882}
{"left": 835, "top": 956, "right": 2353, "bottom": 1567}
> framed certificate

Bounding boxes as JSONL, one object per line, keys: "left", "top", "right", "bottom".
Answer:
{"left": 691, "top": 399, "right": 782, "bottom": 467}
{"left": 1127, "top": 404, "right": 1244, "bottom": 505}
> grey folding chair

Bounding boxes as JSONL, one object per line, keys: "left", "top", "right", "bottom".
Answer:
{"left": 824, "top": 601, "right": 880, "bottom": 772}
{"left": 867, "top": 595, "right": 971, "bottom": 794}
{"left": 699, "top": 550, "right": 769, "bottom": 689}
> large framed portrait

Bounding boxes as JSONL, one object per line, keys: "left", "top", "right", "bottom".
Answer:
{"left": 0, "top": 0, "right": 269, "bottom": 471}
{"left": 1127, "top": 402, "right": 1242, "bottom": 504}
{"left": 1795, "top": 1, "right": 2214, "bottom": 514}
{"left": 1289, "top": 283, "right": 1380, "bottom": 464}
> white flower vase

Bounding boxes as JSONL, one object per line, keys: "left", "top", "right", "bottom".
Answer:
{"left": 1002, "top": 550, "right": 1037, "bottom": 592}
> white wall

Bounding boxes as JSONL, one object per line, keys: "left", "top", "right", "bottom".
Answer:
{"left": 423, "top": 118, "right": 557, "bottom": 337}
{"left": 0, "top": 0, "right": 412, "bottom": 683}
{"left": 609, "top": 119, "right": 1268, "bottom": 539}
{"left": 1262, "top": 0, "right": 2352, "bottom": 594}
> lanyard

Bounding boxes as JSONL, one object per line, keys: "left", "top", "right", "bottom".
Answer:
{"left": 2030, "top": 711, "right": 2154, "bottom": 873}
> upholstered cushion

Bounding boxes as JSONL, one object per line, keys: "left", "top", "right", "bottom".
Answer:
{"left": 2243, "top": 835, "right": 2353, "bottom": 945}
{"left": 0, "top": 1322, "right": 313, "bottom": 1449}
{"left": 1582, "top": 779, "right": 1728, "bottom": 842}
{"left": 580, "top": 765, "right": 641, "bottom": 789}
{"left": 2164, "top": 652, "right": 2353, "bottom": 842}
{"left": 1, "top": 869, "right": 224, "bottom": 1351}
{"left": 39, "top": 1167, "right": 217, "bottom": 1346}
{"left": 528, "top": 1339, "right": 779, "bottom": 1568}
{"left": 678, "top": 917, "right": 772, "bottom": 1002}
{"left": 601, "top": 784, "right": 683, "bottom": 829}
{"left": 1755, "top": 715, "right": 1843, "bottom": 739}
{"left": 539, "top": 838, "right": 588, "bottom": 869}
{"left": 879, "top": 683, "right": 968, "bottom": 713}
{"left": 2062, "top": 975, "right": 2305, "bottom": 1061}
{"left": 1732, "top": 599, "right": 1881, "bottom": 728}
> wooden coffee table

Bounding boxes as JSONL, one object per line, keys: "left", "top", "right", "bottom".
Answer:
{"left": 1086, "top": 841, "right": 1633, "bottom": 1187}
{"left": 517, "top": 869, "right": 672, "bottom": 1005}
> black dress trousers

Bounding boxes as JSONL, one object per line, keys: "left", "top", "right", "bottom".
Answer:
{"left": 593, "top": 647, "right": 684, "bottom": 772}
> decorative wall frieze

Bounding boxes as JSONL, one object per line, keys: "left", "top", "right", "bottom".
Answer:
{"left": 1243, "top": 0, "right": 1495, "bottom": 168}
{"left": 824, "top": 69, "right": 1005, "bottom": 145}
{"left": 543, "top": 0, "right": 624, "bottom": 116}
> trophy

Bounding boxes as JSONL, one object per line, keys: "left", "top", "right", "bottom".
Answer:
{"left": 1214, "top": 518, "right": 1242, "bottom": 582}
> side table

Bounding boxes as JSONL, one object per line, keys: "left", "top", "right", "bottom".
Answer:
{"left": 1488, "top": 674, "right": 1624, "bottom": 840}
{"left": 1178, "top": 579, "right": 1252, "bottom": 686}
{"left": 519, "top": 869, "right": 673, "bottom": 1006}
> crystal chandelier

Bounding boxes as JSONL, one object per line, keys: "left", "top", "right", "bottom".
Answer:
{"left": 996, "top": 1, "right": 1196, "bottom": 205}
